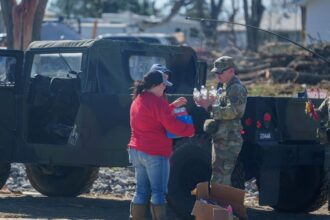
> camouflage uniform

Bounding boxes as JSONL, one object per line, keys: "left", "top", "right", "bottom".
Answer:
{"left": 316, "top": 97, "right": 330, "bottom": 211}
{"left": 207, "top": 56, "right": 248, "bottom": 185}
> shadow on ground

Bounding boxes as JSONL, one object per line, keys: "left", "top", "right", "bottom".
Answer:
{"left": 0, "top": 194, "right": 328, "bottom": 220}
{"left": 0, "top": 195, "right": 130, "bottom": 219}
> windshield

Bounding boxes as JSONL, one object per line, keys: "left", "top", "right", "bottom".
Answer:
{"left": 31, "top": 53, "right": 83, "bottom": 78}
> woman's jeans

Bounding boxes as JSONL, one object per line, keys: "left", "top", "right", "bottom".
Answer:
{"left": 128, "top": 148, "right": 170, "bottom": 205}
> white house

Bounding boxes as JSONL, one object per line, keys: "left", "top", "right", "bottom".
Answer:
{"left": 216, "top": 8, "right": 301, "bottom": 50}
{"left": 79, "top": 12, "right": 203, "bottom": 49}
{"left": 140, "top": 15, "right": 203, "bottom": 49}
{"left": 296, "top": 0, "right": 330, "bottom": 44}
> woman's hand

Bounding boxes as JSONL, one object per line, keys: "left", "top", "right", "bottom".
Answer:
{"left": 171, "top": 97, "right": 188, "bottom": 107}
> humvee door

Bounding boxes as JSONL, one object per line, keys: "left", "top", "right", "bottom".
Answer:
{"left": 0, "top": 49, "right": 23, "bottom": 162}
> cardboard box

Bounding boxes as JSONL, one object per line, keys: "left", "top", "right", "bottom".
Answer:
{"left": 191, "top": 199, "right": 230, "bottom": 220}
{"left": 210, "top": 183, "right": 246, "bottom": 219}
{"left": 191, "top": 182, "right": 247, "bottom": 220}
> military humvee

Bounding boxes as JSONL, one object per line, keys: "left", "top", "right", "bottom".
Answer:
{"left": 0, "top": 39, "right": 326, "bottom": 219}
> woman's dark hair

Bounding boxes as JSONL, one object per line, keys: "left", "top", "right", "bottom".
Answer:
{"left": 131, "top": 70, "right": 164, "bottom": 99}
{"left": 131, "top": 80, "right": 144, "bottom": 99}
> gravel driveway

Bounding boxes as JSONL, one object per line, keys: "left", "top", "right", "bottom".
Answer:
{"left": 0, "top": 163, "right": 328, "bottom": 219}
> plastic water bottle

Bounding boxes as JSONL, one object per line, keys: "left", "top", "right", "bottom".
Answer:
{"left": 193, "top": 88, "right": 201, "bottom": 100}
{"left": 217, "top": 87, "right": 222, "bottom": 95}
{"left": 200, "top": 85, "right": 208, "bottom": 100}
{"left": 173, "top": 107, "right": 187, "bottom": 116}
{"left": 226, "top": 205, "right": 233, "bottom": 218}
{"left": 209, "top": 85, "right": 217, "bottom": 98}
{"left": 209, "top": 85, "right": 219, "bottom": 107}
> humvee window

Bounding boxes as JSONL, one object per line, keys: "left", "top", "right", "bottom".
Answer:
{"left": 31, "top": 53, "right": 82, "bottom": 78}
{"left": 129, "top": 55, "right": 165, "bottom": 80}
{"left": 28, "top": 52, "right": 82, "bottom": 144}
{"left": 0, "top": 56, "right": 16, "bottom": 86}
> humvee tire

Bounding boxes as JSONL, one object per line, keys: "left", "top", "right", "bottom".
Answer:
{"left": 167, "top": 137, "right": 211, "bottom": 220}
{"left": 270, "top": 165, "right": 327, "bottom": 212}
{"left": 25, "top": 164, "right": 99, "bottom": 196}
{"left": 0, "top": 163, "right": 10, "bottom": 189}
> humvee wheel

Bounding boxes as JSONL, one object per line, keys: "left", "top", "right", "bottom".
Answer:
{"left": 25, "top": 164, "right": 99, "bottom": 196}
{"left": 271, "top": 165, "right": 327, "bottom": 212}
{"left": 0, "top": 163, "right": 10, "bottom": 189}
{"left": 231, "top": 155, "right": 245, "bottom": 190}
{"left": 167, "top": 138, "right": 211, "bottom": 220}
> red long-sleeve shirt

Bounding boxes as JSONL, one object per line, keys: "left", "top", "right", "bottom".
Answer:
{"left": 128, "top": 92, "right": 195, "bottom": 157}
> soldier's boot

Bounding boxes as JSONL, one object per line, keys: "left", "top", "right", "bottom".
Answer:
{"left": 150, "top": 204, "right": 167, "bottom": 220}
{"left": 129, "top": 203, "right": 147, "bottom": 220}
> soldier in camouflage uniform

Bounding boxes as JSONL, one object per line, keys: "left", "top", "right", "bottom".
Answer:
{"left": 315, "top": 97, "right": 330, "bottom": 211}
{"left": 195, "top": 56, "right": 247, "bottom": 186}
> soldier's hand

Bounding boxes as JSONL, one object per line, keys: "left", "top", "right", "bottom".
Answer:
{"left": 194, "top": 96, "right": 215, "bottom": 111}
{"left": 203, "top": 119, "right": 218, "bottom": 134}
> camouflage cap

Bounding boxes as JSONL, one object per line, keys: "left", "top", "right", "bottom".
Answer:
{"left": 210, "top": 56, "right": 236, "bottom": 74}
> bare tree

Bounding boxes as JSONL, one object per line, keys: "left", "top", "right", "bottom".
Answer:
{"left": 243, "top": 0, "right": 265, "bottom": 51}
{"left": 226, "top": 0, "right": 240, "bottom": 47}
{"left": 160, "top": 0, "right": 192, "bottom": 23}
{"left": 200, "top": 0, "right": 225, "bottom": 48}
{"left": 158, "top": 0, "right": 225, "bottom": 49}
{"left": 0, "top": 0, "right": 48, "bottom": 50}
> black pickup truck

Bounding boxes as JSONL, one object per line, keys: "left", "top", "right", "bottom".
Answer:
{"left": 0, "top": 39, "right": 326, "bottom": 219}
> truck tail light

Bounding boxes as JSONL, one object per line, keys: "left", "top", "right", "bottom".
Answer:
{"left": 263, "top": 112, "right": 271, "bottom": 128}
{"left": 244, "top": 118, "right": 253, "bottom": 126}
{"left": 263, "top": 113, "right": 271, "bottom": 122}
{"left": 256, "top": 120, "right": 262, "bottom": 129}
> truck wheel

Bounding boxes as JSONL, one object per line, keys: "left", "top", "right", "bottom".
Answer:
{"left": 0, "top": 163, "right": 10, "bottom": 189}
{"left": 271, "top": 165, "right": 327, "bottom": 212}
{"left": 25, "top": 164, "right": 99, "bottom": 196}
{"left": 231, "top": 155, "right": 245, "bottom": 190}
{"left": 167, "top": 137, "right": 211, "bottom": 220}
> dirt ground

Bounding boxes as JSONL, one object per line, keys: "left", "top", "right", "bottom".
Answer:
{"left": 0, "top": 191, "right": 328, "bottom": 220}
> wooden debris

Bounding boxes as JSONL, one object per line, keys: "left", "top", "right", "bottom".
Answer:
{"left": 214, "top": 42, "right": 330, "bottom": 85}
{"left": 265, "top": 67, "right": 298, "bottom": 83}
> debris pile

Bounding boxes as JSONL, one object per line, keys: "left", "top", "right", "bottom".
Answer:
{"left": 206, "top": 42, "right": 330, "bottom": 86}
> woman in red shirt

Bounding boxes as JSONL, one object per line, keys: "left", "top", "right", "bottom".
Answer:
{"left": 128, "top": 69, "right": 195, "bottom": 220}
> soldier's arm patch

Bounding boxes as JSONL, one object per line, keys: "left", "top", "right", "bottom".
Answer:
{"left": 227, "top": 85, "right": 247, "bottom": 106}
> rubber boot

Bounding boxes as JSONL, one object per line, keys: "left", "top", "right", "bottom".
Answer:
{"left": 129, "top": 203, "right": 147, "bottom": 220}
{"left": 150, "top": 204, "right": 167, "bottom": 220}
